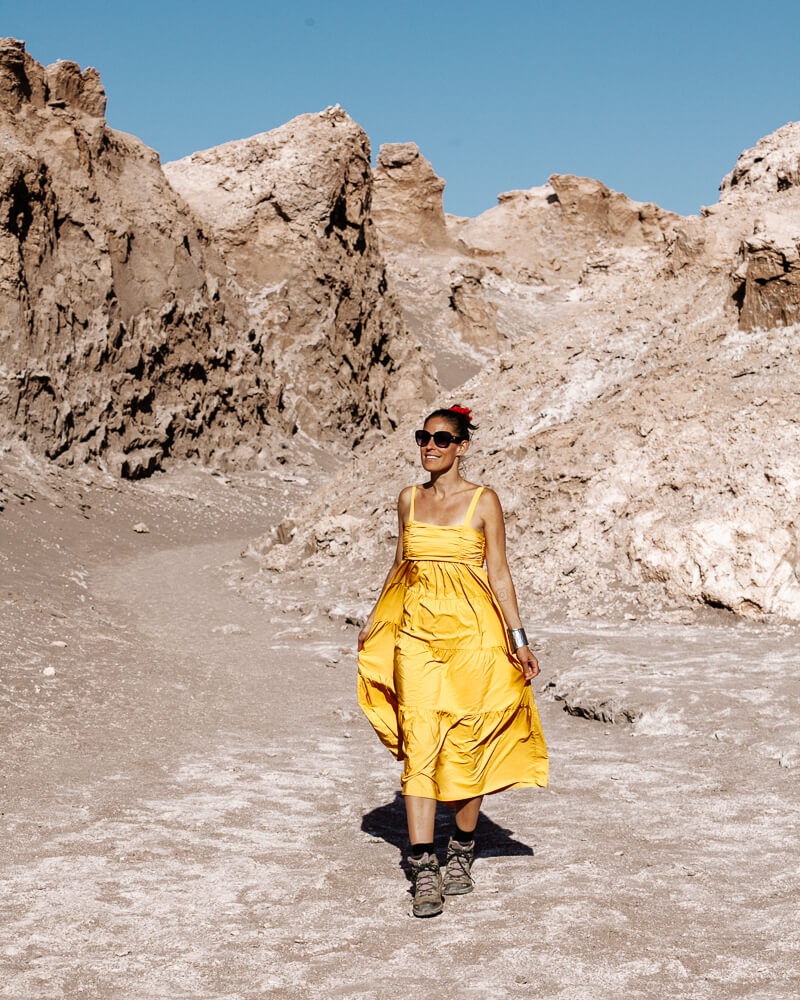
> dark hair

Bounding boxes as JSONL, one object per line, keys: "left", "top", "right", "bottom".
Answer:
{"left": 424, "top": 405, "right": 477, "bottom": 441}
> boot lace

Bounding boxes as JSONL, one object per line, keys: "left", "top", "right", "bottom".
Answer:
{"left": 414, "top": 857, "right": 439, "bottom": 895}
{"left": 446, "top": 843, "right": 472, "bottom": 881}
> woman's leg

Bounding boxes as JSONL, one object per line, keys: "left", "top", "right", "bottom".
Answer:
{"left": 405, "top": 794, "right": 443, "bottom": 917}
{"left": 453, "top": 795, "right": 483, "bottom": 836}
{"left": 405, "top": 794, "right": 437, "bottom": 847}
{"left": 444, "top": 795, "right": 482, "bottom": 896}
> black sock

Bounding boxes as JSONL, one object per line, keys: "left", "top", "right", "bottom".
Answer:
{"left": 453, "top": 826, "right": 475, "bottom": 845}
{"left": 410, "top": 842, "right": 435, "bottom": 859}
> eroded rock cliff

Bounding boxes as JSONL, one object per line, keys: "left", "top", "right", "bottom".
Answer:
{"left": 164, "top": 111, "right": 433, "bottom": 447}
{"left": 0, "top": 39, "right": 260, "bottom": 475}
{"left": 246, "top": 123, "right": 800, "bottom": 624}
{"left": 0, "top": 41, "right": 431, "bottom": 476}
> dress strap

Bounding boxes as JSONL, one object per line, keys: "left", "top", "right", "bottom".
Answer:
{"left": 409, "top": 485, "right": 417, "bottom": 522}
{"left": 462, "top": 486, "right": 484, "bottom": 528}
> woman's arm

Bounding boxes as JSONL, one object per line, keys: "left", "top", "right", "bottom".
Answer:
{"left": 357, "top": 488, "right": 410, "bottom": 652}
{"left": 481, "top": 489, "right": 540, "bottom": 681}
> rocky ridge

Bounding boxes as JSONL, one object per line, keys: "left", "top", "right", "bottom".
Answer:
{"left": 3, "top": 36, "right": 799, "bottom": 623}
{"left": 246, "top": 123, "right": 800, "bottom": 624}
{"left": 163, "top": 109, "right": 432, "bottom": 448}
{"left": 0, "top": 40, "right": 431, "bottom": 477}
{"left": 370, "top": 141, "right": 685, "bottom": 390}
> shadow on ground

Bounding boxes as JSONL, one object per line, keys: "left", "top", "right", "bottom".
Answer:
{"left": 362, "top": 791, "right": 534, "bottom": 864}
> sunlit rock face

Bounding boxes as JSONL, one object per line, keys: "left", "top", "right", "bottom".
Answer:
{"left": 247, "top": 122, "right": 800, "bottom": 625}
{"left": 164, "top": 110, "right": 434, "bottom": 449}
{"left": 0, "top": 40, "right": 432, "bottom": 476}
{"left": 4, "top": 35, "right": 800, "bottom": 623}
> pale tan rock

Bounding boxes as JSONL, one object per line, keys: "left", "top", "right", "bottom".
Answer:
{"left": 371, "top": 162, "right": 686, "bottom": 392}
{"left": 720, "top": 121, "right": 800, "bottom": 197}
{"left": 370, "top": 144, "right": 505, "bottom": 386}
{"left": 448, "top": 262, "right": 500, "bottom": 351}
{"left": 372, "top": 142, "right": 454, "bottom": 249}
{"left": 628, "top": 509, "right": 800, "bottom": 618}
{"left": 246, "top": 120, "right": 800, "bottom": 625}
{"left": 6, "top": 37, "right": 800, "bottom": 624}
{"left": 164, "top": 114, "right": 434, "bottom": 442}
{"left": 448, "top": 175, "right": 680, "bottom": 284}
{"left": 0, "top": 42, "right": 433, "bottom": 474}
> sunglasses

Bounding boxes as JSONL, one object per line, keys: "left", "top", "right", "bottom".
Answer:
{"left": 415, "top": 430, "right": 463, "bottom": 448}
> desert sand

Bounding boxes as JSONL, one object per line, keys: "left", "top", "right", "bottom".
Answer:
{"left": 2, "top": 451, "right": 798, "bottom": 999}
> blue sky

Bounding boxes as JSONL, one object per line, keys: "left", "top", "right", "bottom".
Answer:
{"left": 6, "top": 1, "right": 799, "bottom": 217}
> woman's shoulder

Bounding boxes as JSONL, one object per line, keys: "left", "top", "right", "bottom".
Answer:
{"left": 396, "top": 484, "right": 417, "bottom": 514}
{"left": 474, "top": 485, "right": 503, "bottom": 513}
{"left": 469, "top": 482, "right": 499, "bottom": 499}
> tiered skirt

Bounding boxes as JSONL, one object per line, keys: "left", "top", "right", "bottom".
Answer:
{"left": 357, "top": 558, "right": 549, "bottom": 800}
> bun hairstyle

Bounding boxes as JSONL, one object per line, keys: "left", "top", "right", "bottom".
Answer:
{"left": 425, "top": 404, "right": 477, "bottom": 441}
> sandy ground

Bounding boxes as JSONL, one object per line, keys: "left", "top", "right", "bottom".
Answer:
{"left": 1, "top": 456, "right": 799, "bottom": 1000}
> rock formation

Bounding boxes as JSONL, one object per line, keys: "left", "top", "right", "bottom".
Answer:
{"left": 4, "top": 37, "right": 799, "bottom": 623}
{"left": 716, "top": 121, "right": 800, "bottom": 331}
{"left": 451, "top": 173, "right": 680, "bottom": 283}
{"left": 164, "top": 113, "right": 432, "bottom": 447}
{"left": 0, "top": 39, "right": 250, "bottom": 475}
{"left": 371, "top": 143, "right": 454, "bottom": 250}
{"left": 0, "top": 40, "right": 431, "bottom": 477}
{"left": 370, "top": 144, "right": 493, "bottom": 389}
{"left": 371, "top": 140, "right": 684, "bottom": 389}
{"left": 246, "top": 122, "right": 800, "bottom": 625}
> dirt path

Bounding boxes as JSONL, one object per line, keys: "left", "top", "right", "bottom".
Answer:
{"left": 1, "top": 467, "right": 798, "bottom": 999}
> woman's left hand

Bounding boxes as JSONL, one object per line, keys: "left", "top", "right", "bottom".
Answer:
{"left": 515, "top": 645, "right": 540, "bottom": 682}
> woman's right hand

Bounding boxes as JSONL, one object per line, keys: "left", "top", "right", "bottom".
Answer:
{"left": 357, "top": 620, "right": 374, "bottom": 652}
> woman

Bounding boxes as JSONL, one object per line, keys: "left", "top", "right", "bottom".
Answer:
{"left": 357, "top": 405, "right": 549, "bottom": 918}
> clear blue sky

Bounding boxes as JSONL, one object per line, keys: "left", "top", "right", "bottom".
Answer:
{"left": 5, "top": 0, "right": 799, "bottom": 217}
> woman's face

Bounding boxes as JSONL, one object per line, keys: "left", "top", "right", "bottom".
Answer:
{"left": 419, "top": 417, "right": 469, "bottom": 473}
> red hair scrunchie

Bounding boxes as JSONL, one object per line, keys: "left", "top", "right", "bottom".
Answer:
{"left": 449, "top": 405, "right": 472, "bottom": 421}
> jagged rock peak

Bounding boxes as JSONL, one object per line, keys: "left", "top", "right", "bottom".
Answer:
{"left": 164, "top": 108, "right": 373, "bottom": 236}
{"left": 0, "top": 37, "right": 106, "bottom": 118}
{"left": 720, "top": 121, "right": 800, "bottom": 198}
{"left": 546, "top": 174, "right": 682, "bottom": 241}
{"left": 372, "top": 142, "right": 452, "bottom": 248}
{"left": 164, "top": 111, "right": 434, "bottom": 443}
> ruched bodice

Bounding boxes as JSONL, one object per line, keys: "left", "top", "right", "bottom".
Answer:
{"left": 403, "top": 521, "right": 485, "bottom": 565}
{"left": 357, "top": 484, "right": 548, "bottom": 801}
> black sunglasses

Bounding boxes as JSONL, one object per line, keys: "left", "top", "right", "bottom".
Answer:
{"left": 415, "top": 430, "right": 463, "bottom": 448}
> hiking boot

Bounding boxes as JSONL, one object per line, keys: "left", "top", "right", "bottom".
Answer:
{"left": 442, "top": 837, "right": 475, "bottom": 895}
{"left": 408, "top": 852, "right": 444, "bottom": 917}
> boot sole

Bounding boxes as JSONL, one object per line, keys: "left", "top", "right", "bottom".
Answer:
{"left": 413, "top": 900, "right": 444, "bottom": 917}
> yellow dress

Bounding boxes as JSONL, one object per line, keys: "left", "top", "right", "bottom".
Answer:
{"left": 358, "top": 485, "right": 549, "bottom": 801}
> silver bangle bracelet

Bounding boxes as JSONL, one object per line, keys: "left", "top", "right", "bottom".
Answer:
{"left": 508, "top": 627, "right": 528, "bottom": 650}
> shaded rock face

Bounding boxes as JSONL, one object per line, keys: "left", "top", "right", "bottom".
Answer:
{"left": 0, "top": 41, "right": 431, "bottom": 476}
{"left": 720, "top": 122, "right": 800, "bottom": 330}
{"left": 0, "top": 41, "right": 258, "bottom": 475}
{"left": 732, "top": 235, "right": 800, "bottom": 330}
{"left": 164, "top": 112, "right": 433, "bottom": 445}
{"left": 0, "top": 39, "right": 291, "bottom": 475}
